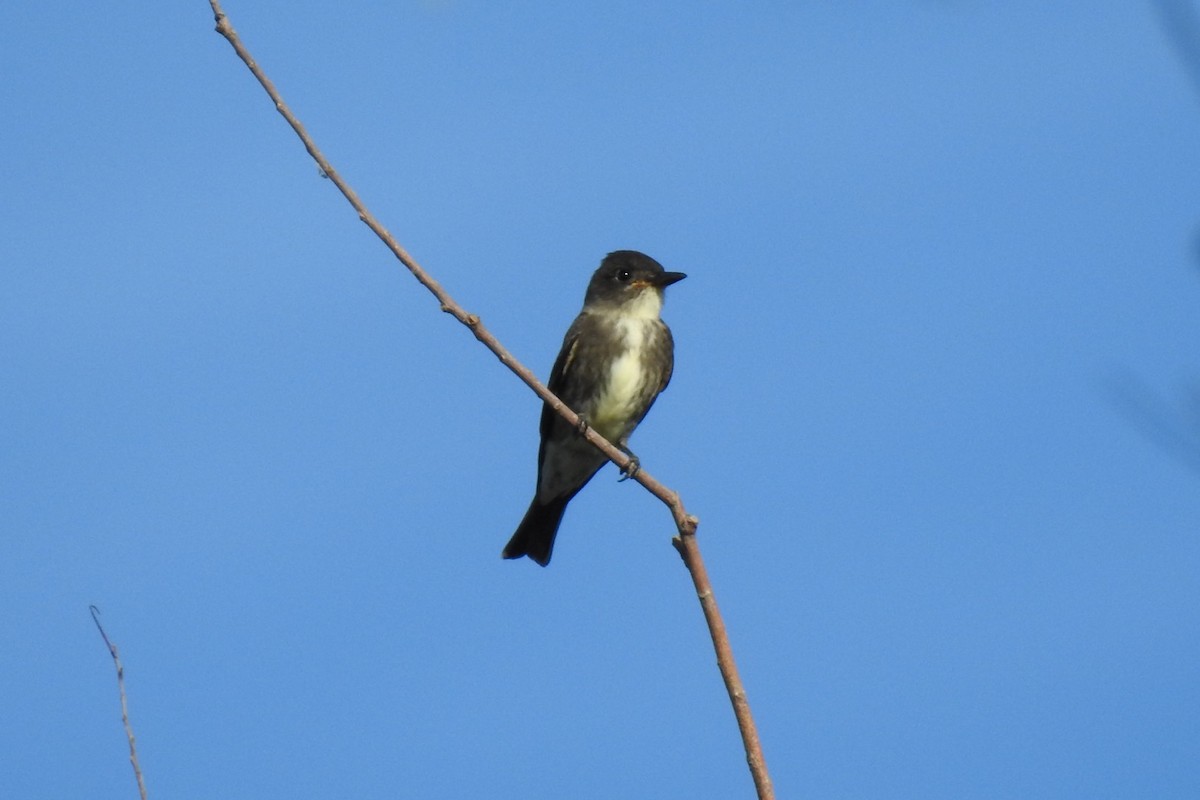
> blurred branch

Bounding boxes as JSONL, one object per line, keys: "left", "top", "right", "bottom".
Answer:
{"left": 1149, "top": 0, "right": 1200, "bottom": 276}
{"left": 1150, "top": 0, "right": 1200, "bottom": 102}
{"left": 206, "top": 1, "right": 773, "bottom": 796}
{"left": 1108, "top": 371, "right": 1200, "bottom": 474}
{"left": 90, "top": 606, "right": 148, "bottom": 800}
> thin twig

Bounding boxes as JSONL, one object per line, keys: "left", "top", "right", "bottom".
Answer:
{"left": 90, "top": 606, "right": 148, "bottom": 800}
{"left": 205, "top": 3, "right": 773, "bottom": 796}
{"left": 672, "top": 536, "right": 772, "bottom": 798}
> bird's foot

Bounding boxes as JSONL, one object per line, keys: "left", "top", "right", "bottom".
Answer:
{"left": 576, "top": 415, "right": 590, "bottom": 436}
{"left": 618, "top": 448, "right": 641, "bottom": 482}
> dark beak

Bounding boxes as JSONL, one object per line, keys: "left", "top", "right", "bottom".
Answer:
{"left": 653, "top": 271, "right": 687, "bottom": 287}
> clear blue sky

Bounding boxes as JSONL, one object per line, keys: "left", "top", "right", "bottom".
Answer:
{"left": 3, "top": 2, "right": 1198, "bottom": 798}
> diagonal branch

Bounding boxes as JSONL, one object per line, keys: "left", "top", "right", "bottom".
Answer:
{"left": 90, "top": 606, "right": 148, "bottom": 800}
{"left": 205, "top": 3, "right": 772, "bottom": 797}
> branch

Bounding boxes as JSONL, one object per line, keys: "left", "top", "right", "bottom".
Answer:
{"left": 205, "top": 3, "right": 772, "bottom": 796}
{"left": 672, "top": 536, "right": 773, "bottom": 798}
{"left": 90, "top": 606, "right": 148, "bottom": 800}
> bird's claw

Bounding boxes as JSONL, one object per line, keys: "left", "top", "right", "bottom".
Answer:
{"left": 618, "top": 453, "right": 641, "bottom": 482}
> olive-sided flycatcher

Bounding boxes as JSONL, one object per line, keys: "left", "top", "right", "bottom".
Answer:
{"left": 502, "top": 250, "right": 686, "bottom": 566}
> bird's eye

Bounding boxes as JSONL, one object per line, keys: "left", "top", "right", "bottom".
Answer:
{"left": 617, "top": 269, "right": 632, "bottom": 282}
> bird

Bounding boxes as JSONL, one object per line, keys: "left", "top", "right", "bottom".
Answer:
{"left": 502, "top": 250, "right": 686, "bottom": 566}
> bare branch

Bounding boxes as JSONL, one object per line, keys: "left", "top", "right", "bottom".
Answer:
{"left": 90, "top": 606, "right": 148, "bottom": 800}
{"left": 205, "top": 3, "right": 773, "bottom": 796}
{"left": 673, "top": 536, "right": 773, "bottom": 798}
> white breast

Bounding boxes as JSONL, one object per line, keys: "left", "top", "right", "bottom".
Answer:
{"left": 590, "top": 314, "right": 657, "bottom": 442}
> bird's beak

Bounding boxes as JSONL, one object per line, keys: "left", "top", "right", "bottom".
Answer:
{"left": 653, "top": 271, "right": 687, "bottom": 287}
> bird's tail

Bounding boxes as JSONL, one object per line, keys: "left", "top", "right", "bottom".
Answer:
{"left": 502, "top": 496, "right": 570, "bottom": 567}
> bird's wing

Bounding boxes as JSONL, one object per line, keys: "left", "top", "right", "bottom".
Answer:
{"left": 656, "top": 323, "right": 675, "bottom": 395}
{"left": 539, "top": 324, "right": 582, "bottom": 442}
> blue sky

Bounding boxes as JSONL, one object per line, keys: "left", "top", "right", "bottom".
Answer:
{"left": 3, "top": 2, "right": 1199, "bottom": 798}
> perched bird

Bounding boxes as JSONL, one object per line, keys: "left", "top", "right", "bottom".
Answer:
{"left": 503, "top": 250, "right": 686, "bottom": 566}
